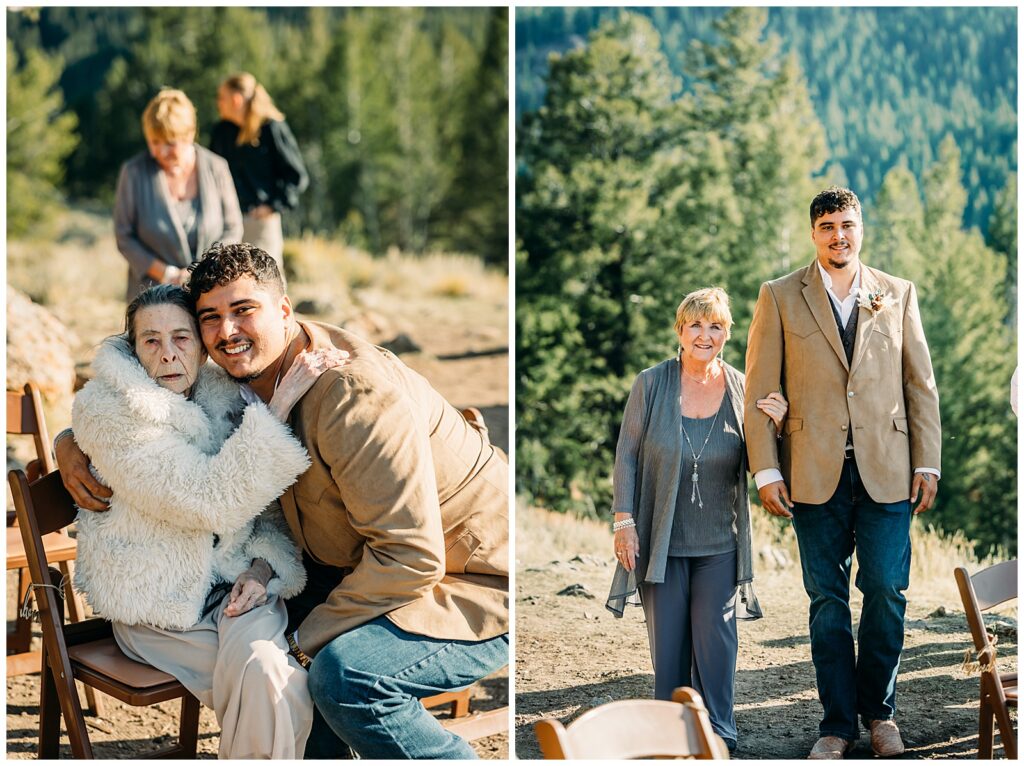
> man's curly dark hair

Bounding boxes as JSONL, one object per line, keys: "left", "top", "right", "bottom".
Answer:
{"left": 186, "top": 241, "right": 285, "bottom": 300}
{"left": 809, "top": 186, "right": 861, "bottom": 226}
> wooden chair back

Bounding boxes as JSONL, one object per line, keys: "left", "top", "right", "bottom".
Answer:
{"left": 7, "top": 383, "right": 56, "bottom": 482}
{"left": 9, "top": 468, "right": 200, "bottom": 758}
{"left": 5, "top": 382, "right": 90, "bottom": 696}
{"left": 954, "top": 560, "right": 1017, "bottom": 759}
{"left": 535, "top": 686, "right": 728, "bottom": 759}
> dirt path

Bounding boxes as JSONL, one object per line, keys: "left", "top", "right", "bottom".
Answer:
{"left": 514, "top": 507, "right": 1017, "bottom": 760}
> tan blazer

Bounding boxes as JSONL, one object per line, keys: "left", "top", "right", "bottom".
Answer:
{"left": 744, "top": 262, "right": 941, "bottom": 505}
{"left": 281, "top": 321, "right": 509, "bottom": 656}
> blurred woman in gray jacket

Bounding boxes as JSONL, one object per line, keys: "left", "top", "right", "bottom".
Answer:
{"left": 114, "top": 88, "right": 242, "bottom": 300}
{"left": 605, "top": 287, "right": 787, "bottom": 752}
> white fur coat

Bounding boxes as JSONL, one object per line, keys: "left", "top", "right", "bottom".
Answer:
{"left": 71, "top": 337, "right": 309, "bottom": 630}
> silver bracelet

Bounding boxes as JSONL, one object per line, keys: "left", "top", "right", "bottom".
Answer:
{"left": 612, "top": 518, "right": 636, "bottom": 532}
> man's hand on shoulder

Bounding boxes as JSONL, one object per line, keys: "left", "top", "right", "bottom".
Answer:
{"left": 758, "top": 480, "right": 794, "bottom": 519}
{"left": 911, "top": 472, "right": 938, "bottom": 515}
{"left": 54, "top": 433, "right": 112, "bottom": 511}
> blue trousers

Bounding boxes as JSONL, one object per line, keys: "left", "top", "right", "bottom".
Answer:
{"left": 304, "top": 616, "right": 509, "bottom": 759}
{"left": 639, "top": 550, "right": 739, "bottom": 749}
{"left": 791, "top": 457, "right": 912, "bottom": 741}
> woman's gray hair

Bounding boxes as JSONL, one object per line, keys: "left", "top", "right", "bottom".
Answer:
{"left": 124, "top": 284, "right": 197, "bottom": 347}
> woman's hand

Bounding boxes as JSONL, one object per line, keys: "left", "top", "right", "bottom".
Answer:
{"left": 251, "top": 204, "right": 275, "bottom": 220}
{"left": 268, "top": 349, "right": 350, "bottom": 421}
{"left": 756, "top": 391, "right": 789, "bottom": 431}
{"left": 224, "top": 559, "right": 273, "bottom": 618}
{"left": 613, "top": 512, "right": 640, "bottom": 572}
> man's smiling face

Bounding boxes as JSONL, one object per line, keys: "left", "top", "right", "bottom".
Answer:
{"left": 811, "top": 207, "right": 863, "bottom": 271}
{"left": 195, "top": 276, "right": 292, "bottom": 382}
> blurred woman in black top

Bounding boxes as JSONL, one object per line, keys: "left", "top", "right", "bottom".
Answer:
{"left": 211, "top": 73, "right": 309, "bottom": 269}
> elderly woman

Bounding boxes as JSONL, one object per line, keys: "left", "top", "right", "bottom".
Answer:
{"left": 605, "top": 287, "right": 787, "bottom": 753}
{"left": 114, "top": 88, "right": 243, "bottom": 300}
{"left": 211, "top": 72, "right": 308, "bottom": 269}
{"left": 69, "top": 284, "right": 344, "bottom": 758}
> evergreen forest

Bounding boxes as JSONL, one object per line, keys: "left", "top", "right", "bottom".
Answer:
{"left": 7, "top": 7, "right": 508, "bottom": 265}
{"left": 516, "top": 9, "right": 1018, "bottom": 556}
{"left": 517, "top": 6, "right": 1016, "bottom": 235}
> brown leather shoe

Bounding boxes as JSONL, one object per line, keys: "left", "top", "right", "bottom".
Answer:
{"left": 869, "top": 719, "right": 905, "bottom": 757}
{"left": 808, "top": 736, "right": 853, "bottom": 760}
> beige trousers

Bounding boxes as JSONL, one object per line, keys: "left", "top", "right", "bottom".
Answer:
{"left": 113, "top": 593, "right": 312, "bottom": 759}
{"left": 242, "top": 212, "right": 284, "bottom": 271}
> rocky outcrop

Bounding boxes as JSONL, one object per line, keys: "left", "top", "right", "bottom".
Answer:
{"left": 6, "top": 286, "right": 77, "bottom": 416}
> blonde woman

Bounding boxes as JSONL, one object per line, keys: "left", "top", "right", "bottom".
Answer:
{"left": 605, "top": 287, "right": 788, "bottom": 753}
{"left": 211, "top": 73, "right": 309, "bottom": 268}
{"left": 114, "top": 88, "right": 243, "bottom": 301}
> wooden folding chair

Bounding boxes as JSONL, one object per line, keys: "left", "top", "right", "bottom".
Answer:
{"left": 6, "top": 383, "right": 100, "bottom": 714}
{"left": 9, "top": 468, "right": 200, "bottom": 758}
{"left": 424, "top": 685, "right": 510, "bottom": 741}
{"left": 535, "top": 686, "right": 729, "bottom": 759}
{"left": 954, "top": 560, "right": 1018, "bottom": 759}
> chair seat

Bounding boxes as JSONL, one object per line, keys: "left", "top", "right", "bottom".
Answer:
{"left": 68, "top": 638, "right": 178, "bottom": 689}
{"left": 8, "top": 527, "right": 77, "bottom": 570}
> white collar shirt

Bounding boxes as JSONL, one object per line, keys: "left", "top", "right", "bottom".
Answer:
{"left": 817, "top": 261, "right": 862, "bottom": 326}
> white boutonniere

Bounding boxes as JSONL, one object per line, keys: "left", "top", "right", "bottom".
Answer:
{"left": 856, "top": 289, "right": 897, "bottom": 315}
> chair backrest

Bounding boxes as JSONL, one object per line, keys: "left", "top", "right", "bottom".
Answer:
{"left": 954, "top": 560, "right": 1017, "bottom": 653}
{"left": 7, "top": 383, "right": 56, "bottom": 482}
{"left": 9, "top": 468, "right": 95, "bottom": 757}
{"left": 535, "top": 690, "right": 725, "bottom": 759}
{"left": 8, "top": 469, "right": 80, "bottom": 646}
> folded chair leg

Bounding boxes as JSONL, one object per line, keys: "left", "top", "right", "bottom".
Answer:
{"left": 451, "top": 689, "right": 471, "bottom": 718}
{"left": 978, "top": 693, "right": 994, "bottom": 759}
{"left": 178, "top": 692, "right": 202, "bottom": 758}
{"left": 56, "top": 561, "right": 104, "bottom": 718}
{"left": 993, "top": 702, "right": 1017, "bottom": 759}
{"left": 38, "top": 651, "right": 61, "bottom": 759}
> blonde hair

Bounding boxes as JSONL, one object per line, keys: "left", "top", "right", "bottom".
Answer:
{"left": 220, "top": 72, "right": 285, "bottom": 147}
{"left": 673, "top": 287, "right": 733, "bottom": 341}
{"left": 141, "top": 88, "right": 196, "bottom": 144}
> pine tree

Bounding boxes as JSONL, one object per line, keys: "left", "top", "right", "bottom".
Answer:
{"left": 6, "top": 46, "right": 79, "bottom": 236}
{"left": 987, "top": 173, "right": 1016, "bottom": 326}
{"left": 445, "top": 7, "right": 509, "bottom": 266}
{"left": 662, "top": 8, "right": 826, "bottom": 365}
{"left": 878, "top": 138, "right": 1017, "bottom": 554}
{"left": 517, "top": 13, "right": 680, "bottom": 511}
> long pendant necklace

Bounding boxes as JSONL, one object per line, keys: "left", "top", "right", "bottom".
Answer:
{"left": 680, "top": 392, "right": 722, "bottom": 509}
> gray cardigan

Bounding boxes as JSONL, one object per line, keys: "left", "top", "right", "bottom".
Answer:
{"left": 114, "top": 145, "right": 243, "bottom": 300}
{"left": 605, "top": 357, "right": 762, "bottom": 620}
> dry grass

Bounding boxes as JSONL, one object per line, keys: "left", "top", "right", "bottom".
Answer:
{"left": 284, "top": 236, "right": 505, "bottom": 306}
{"left": 8, "top": 207, "right": 506, "bottom": 316}
{"left": 514, "top": 498, "right": 612, "bottom": 567}
{"left": 7, "top": 206, "right": 506, "bottom": 354}
{"left": 518, "top": 497, "right": 1016, "bottom": 618}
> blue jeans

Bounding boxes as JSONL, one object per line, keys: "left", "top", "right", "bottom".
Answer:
{"left": 304, "top": 616, "right": 509, "bottom": 759}
{"left": 790, "top": 457, "right": 912, "bottom": 741}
